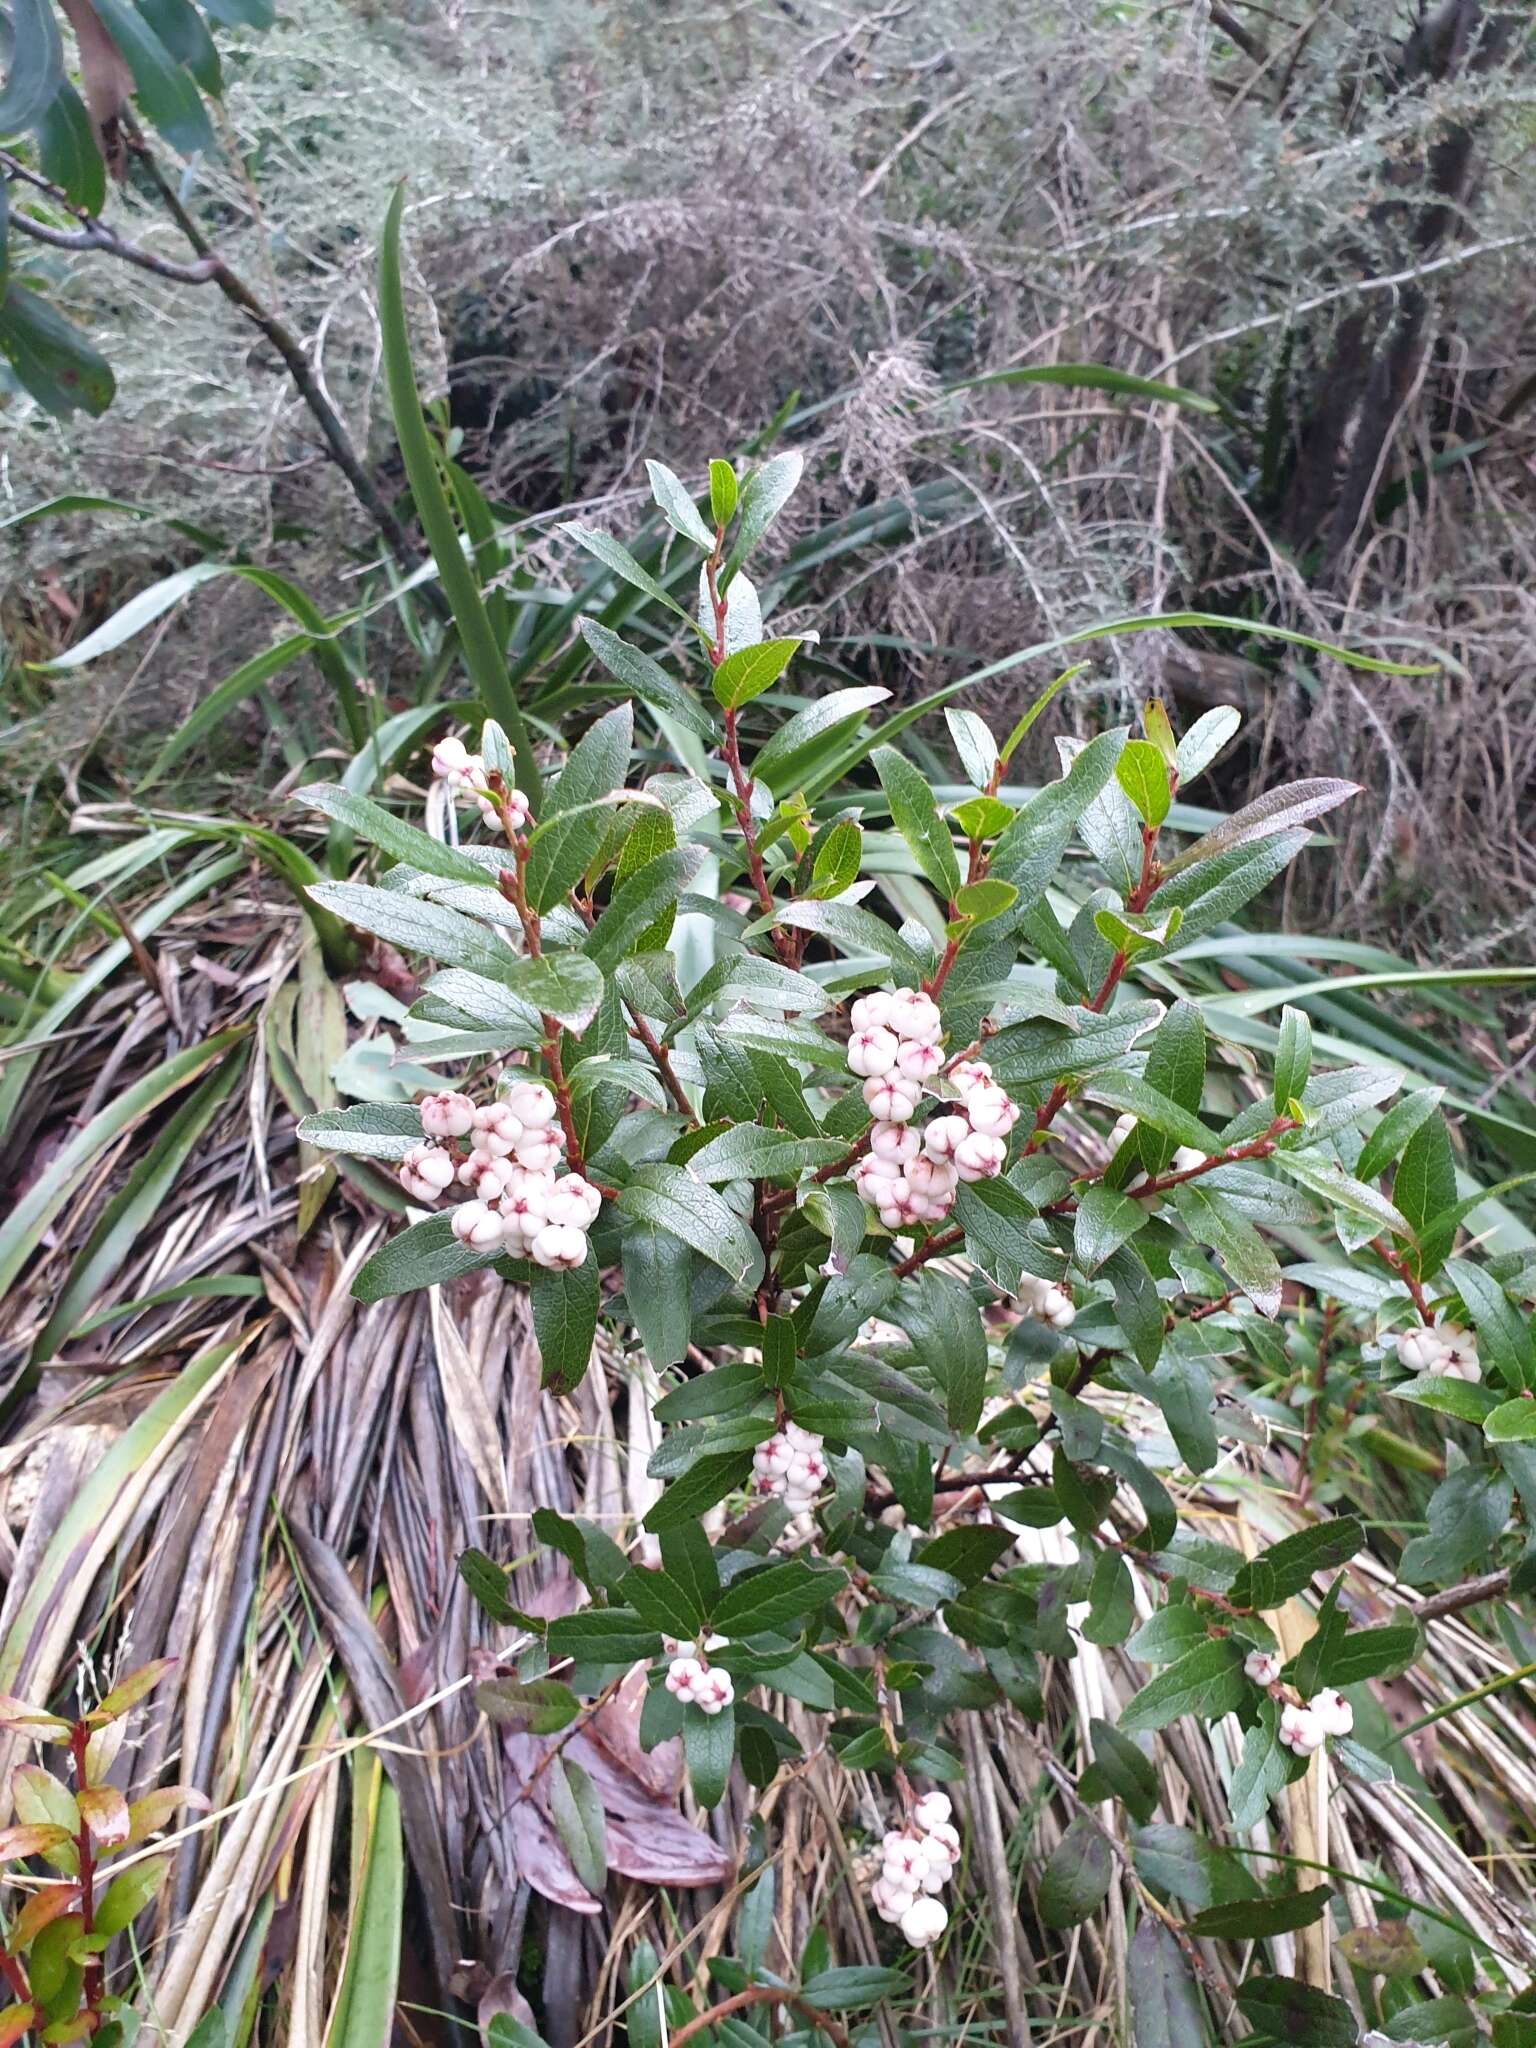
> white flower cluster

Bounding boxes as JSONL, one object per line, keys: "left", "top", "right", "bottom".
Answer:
{"left": 869, "top": 1792, "right": 959, "bottom": 1948}
{"left": 846, "top": 992, "right": 1017, "bottom": 1231}
{"left": 1017, "top": 1272, "right": 1075, "bottom": 1329}
{"left": 397, "top": 1083, "right": 601, "bottom": 1269}
{"left": 430, "top": 734, "right": 531, "bottom": 834}
{"left": 751, "top": 1421, "right": 828, "bottom": 1512}
{"left": 1395, "top": 1320, "right": 1480, "bottom": 1382}
{"left": 1279, "top": 1688, "right": 1353, "bottom": 1755}
{"left": 1107, "top": 1114, "right": 1206, "bottom": 1187}
{"left": 663, "top": 1635, "right": 735, "bottom": 1716}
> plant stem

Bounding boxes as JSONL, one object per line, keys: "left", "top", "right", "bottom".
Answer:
{"left": 665, "top": 1985, "right": 854, "bottom": 2048}
{"left": 70, "top": 1720, "right": 103, "bottom": 2023}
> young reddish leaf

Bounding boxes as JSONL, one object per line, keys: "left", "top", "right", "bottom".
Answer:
{"left": 125, "top": 1787, "right": 211, "bottom": 1846}
{"left": 0, "top": 1694, "right": 71, "bottom": 1736}
{"left": 6, "top": 1880, "right": 79, "bottom": 1951}
{"left": 0, "top": 2004, "right": 35, "bottom": 2048}
{"left": 76, "top": 1784, "right": 131, "bottom": 1847}
{"left": 90, "top": 1658, "right": 177, "bottom": 1723}
{"left": 0, "top": 1822, "right": 73, "bottom": 1862}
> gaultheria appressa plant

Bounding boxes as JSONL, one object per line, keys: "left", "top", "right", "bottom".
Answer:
{"left": 294, "top": 455, "right": 1536, "bottom": 2044}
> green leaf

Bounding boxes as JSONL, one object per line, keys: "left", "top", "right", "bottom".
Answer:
{"left": 1170, "top": 1180, "right": 1283, "bottom": 1317}
{"left": 890, "top": 1267, "right": 989, "bottom": 1435}
{"left": 576, "top": 620, "right": 715, "bottom": 738}
{"left": 946, "top": 707, "right": 998, "bottom": 790}
{"left": 952, "top": 877, "right": 1017, "bottom": 925}
{"left": 874, "top": 746, "right": 963, "bottom": 899}
{"left": 644, "top": 460, "right": 714, "bottom": 548}
{"left": 561, "top": 520, "right": 697, "bottom": 629}
{"left": 135, "top": 0, "right": 220, "bottom": 92}
{"left": 643, "top": 1453, "right": 753, "bottom": 1533}
{"left": 549, "top": 1757, "right": 606, "bottom": 1895}
{"left": 381, "top": 187, "right": 535, "bottom": 792}
{"left": 525, "top": 703, "right": 633, "bottom": 909}
{"left": 709, "top": 459, "right": 738, "bottom": 526}
{"left": 457, "top": 1550, "right": 534, "bottom": 1628}
{"left": 1448, "top": 1257, "right": 1536, "bottom": 1393}
{"left": 1190, "top": 1885, "right": 1332, "bottom": 1939}
{"left": 94, "top": 1856, "right": 170, "bottom": 1937}
{"left": 1127, "top": 1920, "right": 1206, "bottom": 2048}
{"left": 546, "top": 1608, "right": 663, "bottom": 1666}
{"left": 1077, "top": 1719, "right": 1159, "bottom": 1824}
{"left": 1273, "top": 1006, "right": 1313, "bottom": 1113}
{"left": 0, "top": 0, "right": 63, "bottom": 130}
{"left": 353, "top": 1213, "right": 500, "bottom": 1303}
{"left": 1234, "top": 1977, "right": 1359, "bottom": 2047}
{"left": 809, "top": 817, "right": 862, "bottom": 898}
{"left": 752, "top": 685, "right": 891, "bottom": 798}
{"left": 722, "top": 450, "right": 802, "bottom": 584}
{"left": 530, "top": 1251, "right": 599, "bottom": 1395}
{"left": 1483, "top": 1400, "right": 1536, "bottom": 1443}
{"left": 0, "top": 283, "right": 115, "bottom": 418}
{"left": 1229, "top": 1700, "right": 1289, "bottom": 1831}
{"left": 1131, "top": 1824, "right": 1259, "bottom": 1908}
{"left": 798, "top": 1966, "right": 909, "bottom": 2011}
{"left": 1315, "top": 1620, "right": 1421, "bottom": 1686}
{"left": 1228, "top": 1518, "right": 1362, "bottom": 1611}
{"left": 682, "top": 1123, "right": 845, "bottom": 1184}
{"left": 1163, "top": 777, "right": 1361, "bottom": 876}
{"left": 1084, "top": 1551, "right": 1134, "bottom": 1645}
{"left": 713, "top": 1559, "right": 846, "bottom": 1637}
{"left": 584, "top": 848, "right": 703, "bottom": 969}
{"left": 1102, "top": 1244, "right": 1165, "bottom": 1370}
{"left": 89, "top": 0, "right": 214, "bottom": 152}
{"left": 617, "top": 1165, "right": 765, "bottom": 1291}
{"left": 476, "top": 1677, "right": 582, "bottom": 1735}
{"left": 621, "top": 1224, "right": 692, "bottom": 1371}
{"left": 1074, "top": 1185, "right": 1146, "bottom": 1274}
{"left": 1399, "top": 1468, "right": 1511, "bottom": 1587}
{"left": 1119, "top": 1639, "right": 1245, "bottom": 1733}
{"left": 1175, "top": 706, "right": 1241, "bottom": 783}
{"left": 1114, "top": 739, "right": 1171, "bottom": 827}
{"left": 760, "top": 898, "right": 927, "bottom": 980}
{"left": 36, "top": 83, "right": 106, "bottom": 215}
{"left": 949, "top": 361, "right": 1219, "bottom": 412}
{"left": 682, "top": 1700, "right": 734, "bottom": 1808}
{"left": 1038, "top": 1815, "right": 1114, "bottom": 1928}
{"left": 712, "top": 636, "right": 806, "bottom": 710}
{"left": 1273, "top": 1149, "right": 1410, "bottom": 1241}
{"left": 295, "top": 782, "right": 502, "bottom": 887}
{"left": 1355, "top": 1088, "right": 1444, "bottom": 1186}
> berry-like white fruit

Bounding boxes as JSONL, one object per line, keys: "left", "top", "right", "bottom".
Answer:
{"left": 399, "top": 1144, "right": 456, "bottom": 1202}
{"left": 923, "top": 1113, "right": 971, "bottom": 1161}
{"left": 420, "top": 1089, "right": 475, "bottom": 1139}
{"left": 505, "top": 1080, "right": 558, "bottom": 1128}
{"left": 882, "top": 1835, "right": 927, "bottom": 1889}
{"left": 1243, "top": 1649, "right": 1281, "bottom": 1686}
{"left": 1279, "top": 1703, "right": 1325, "bottom": 1755}
{"left": 471, "top": 1101, "right": 523, "bottom": 1158}
{"left": 850, "top": 991, "right": 899, "bottom": 1033}
{"left": 1170, "top": 1145, "right": 1206, "bottom": 1174}
{"left": 847, "top": 1026, "right": 900, "bottom": 1078}
{"left": 899, "top": 1895, "right": 949, "bottom": 1948}
{"left": 542, "top": 1179, "right": 596, "bottom": 1229}
{"left": 515, "top": 1127, "right": 565, "bottom": 1174}
{"left": 964, "top": 1084, "right": 1019, "bottom": 1139}
{"left": 1310, "top": 1689, "right": 1353, "bottom": 1738}
{"left": 1395, "top": 1325, "right": 1446, "bottom": 1374}
{"left": 913, "top": 1791, "right": 952, "bottom": 1833}
{"left": 870, "top": 1875, "right": 916, "bottom": 1925}
{"left": 863, "top": 1076, "right": 920, "bottom": 1123}
{"left": 871, "top": 1120, "right": 921, "bottom": 1164}
{"left": 530, "top": 1222, "right": 588, "bottom": 1271}
{"left": 947, "top": 1059, "right": 993, "bottom": 1098}
{"left": 954, "top": 1131, "right": 1006, "bottom": 1181}
{"left": 665, "top": 1655, "right": 704, "bottom": 1701}
{"left": 431, "top": 735, "right": 475, "bottom": 782}
{"left": 694, "top": 1668, "right": 734, "bottom": 1715}
{"left": 896, "top": 1039, "right": 944, "bottom": 1083}
{"left": 889, "top": 989, "right": 943, "bottom": 1046}
{"left": 450, "top": 1200, "right": 506, "bottom": 1249}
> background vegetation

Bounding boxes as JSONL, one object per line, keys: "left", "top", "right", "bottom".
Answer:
{"left": 3, "top": 3, "right": 1536, "bottom": 2046}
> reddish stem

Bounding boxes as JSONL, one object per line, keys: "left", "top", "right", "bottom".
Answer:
{"left": 70, "top": 1721, "right": 103, "bottom": 2025}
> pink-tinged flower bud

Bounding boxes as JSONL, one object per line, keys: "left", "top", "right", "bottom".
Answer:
{"left": 431, "top": 735, "right": 473, "bottom": 781}
{"left": 954, "top": 1131, "right": 1006, "bottom": 1181}
{"left": 913, "top": 1792, "right": 952, "bottom": 1833}
{"left": 1395, "top": 1326, "right": 1445, "bottom": 1375}
{"left": 899, "top": 1895, "right": 948, "bottom": 1947}
{"left": 922, "top": 1821, "right": 961, "bottom": 1868}
{"left": 530, "top": 1222, "right": 587, "bottom": 1270}
{"left": 514, "top": 1127, "right": 565, "bottom": 1174}
{"left": 554, "top": 1173, "right": 603, "bottom": 1227}
{"left": 923, "top": 1113, "right": 971, "bottom": 1161}
{"left": 541, "top": 1180, "right": 595, "bottom": 1229}
{"left": 863, "top": 1076, "right": 920, "bottom": 1123}
{"left": 505, "top": 1080, "right": 558, "bottom": 1128}
{"left": 1310, "top": 1689, "right": 1353, "bottom": 1738}
{"left": 870, "top": 1119, "right": 921, "bottom": 1164}
{"left": 1041, "top": 1284, "right": 1075, "bottom": 1330}
{"left": 881, "top": 1836, "right": 927, "bottom": 1889}
{"left": 1243, "top": 1649, "right": 1281, "bottom": 1686}
{"left": 850, "top": 991, "right": 899, "bottom": 1033}
{"left": 754, "top": 1434, "right": 793, "bottom": 1477}
{"left": 876, "top": 1202, "right": 909, "bottom": 1232}
{"left": 896, "top": 1038, "right": 944, "bottom": 1083}
{"left": 889, "top": 988, "right": 943, "bottom": 1046}
{"left": 420, "top": 1089, "right": 475, "bottom": 1139}
{"left": 906, "top": 1155, "right": 957, "bottom": 1203}
{"left": 847, "top": 1025, "right": 900, "bottom": 1078}
{"left": 665, "top": 1655, "right": 704, "bottom": 1700}
{"left": 471, "top": 1101, "right": 523, "bottom": 1158}
{"left": 870, "top": 1875, "right": 917, "bottom": 1924}
{"left": 503, "top": 787, "right": 531, "bottom": 831}
{"left": 451, "top": 1201, "right": 506, "bottom": 1250}
{"left": 783, "top": 1422, "right": 822, "bottom": 1453}
{"left": 964, "top": 1084, "right": 1018, "bottom": 1138}
{"left": 948, "top": 1058, "right": 993, "bottom": 1098}
{"left": 694, "top": 1667, "right": 735, "bottom": 1716}
{"left": 852, "top": 1156, "right": 900, "bottom": 1202}
{"left": 399, "top": 1144, "right": 455, "bottom": 1202}
{"left": 1279, "top": 1703, "right": 1325, "bottom": 1755}
{"left": 1170, "top": 1145, "right": 1206, "bottom": 1174}
{"left": 498, "top": 1167, "right": 550, "bottom": 1236}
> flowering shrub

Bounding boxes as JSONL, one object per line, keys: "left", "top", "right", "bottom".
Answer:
{"left": 296, "top": 455, "right": 1536, "bottom": 2041}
